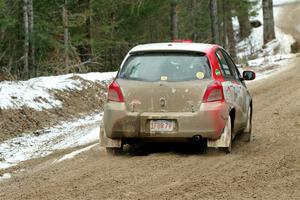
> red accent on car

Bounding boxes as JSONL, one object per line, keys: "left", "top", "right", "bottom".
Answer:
{"left": 172, "top": 39, "right": 193, "bottom": 43}
{"left": 107, "top": 80, "right": 124, "bottom": 102}
{"left": 203, "top": 81, "right": 225, "bottom": 103}
{"left": 203, "top": 46, "right": 225, "bottom": 82}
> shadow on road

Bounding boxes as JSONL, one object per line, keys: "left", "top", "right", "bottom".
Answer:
{"left": 118, "top": 141, "right": 209, "bottom": 156}
{"left": 109, "top": 135, "right": 252, "bottom": 157}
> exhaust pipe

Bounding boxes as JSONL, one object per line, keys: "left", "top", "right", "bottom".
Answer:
{"left": 193, "top": 135, "right": 202, "bottom": 142}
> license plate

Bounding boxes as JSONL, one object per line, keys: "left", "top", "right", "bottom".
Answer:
{"left": 150, "top": 120, "right": 174, "bottom": 132}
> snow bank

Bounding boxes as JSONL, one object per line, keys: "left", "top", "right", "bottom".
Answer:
{"left": 273, "top": 0, "right": 300, "bottom": 6}
{"left": 247, "top": 54, "right": 295, "bottom": 68}
{"left": 0, "top": 112, "right": 102, "bottom": 169}
{"left": 0, "top": 72, "right": 117, "bottom": 111}
{"left": 55, "top": 143, "right": 100, "bottom": 163}
{"left": 0, "top": 173, "right": 11, "bottom": 181}
{"left": 236, "top": 0, "right": 296, "bottom": 59}
{"left": 239, "top": 53, "right": 296, "bottom": 83}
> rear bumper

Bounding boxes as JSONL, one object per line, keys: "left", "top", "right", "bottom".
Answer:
{"left": 103, "top": 102, "right": 229, "bottom": 140}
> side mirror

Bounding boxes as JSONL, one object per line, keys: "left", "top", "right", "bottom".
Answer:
{"left": 243, "top": 70, "right": 256, "bottom": 81}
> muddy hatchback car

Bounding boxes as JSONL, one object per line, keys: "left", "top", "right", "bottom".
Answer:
{"left": 100, "top": 42, "right": 255, "bottom": 154}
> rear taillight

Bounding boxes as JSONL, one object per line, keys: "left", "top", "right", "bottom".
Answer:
{"left": 203, "top": 81, "right": 225, "bottom": 103}
{"left": 107, "top": 80, "right": 124, "bottom": 102}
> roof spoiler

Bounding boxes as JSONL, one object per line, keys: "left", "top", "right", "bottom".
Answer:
{"left": 172, "top": 39, "right": 193, "bottom": 43}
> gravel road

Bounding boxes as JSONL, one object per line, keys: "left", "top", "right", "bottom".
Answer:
{"left": 0, "top": 56, "right": 299, "bottom": 200}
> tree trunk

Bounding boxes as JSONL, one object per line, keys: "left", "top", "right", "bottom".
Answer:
{"left": 227, "top": 10, "right": 236, "bottom": 59}
{"left": 237, "top": 12, "right": 251, "bottom": 39}
{"left": 62, "top": 2, "right": 69, "bottom": 68}
{"left": 77, "top": 0, "right": 93, "bottom": 62}
{"left": 190, "top": 0, "right": 198, "bottom": 41}
{"left": 170, "top": 0, "right": 178, "bottom": 41}
{"left": 263, "top": 0, "right": 275, "bottom": 44}
{"left": 210, "top": 0, "right": 220, "bottom": 44}
{"left": 85, "top": 0, "right": 92, "bottom": 59}
{"left": 221, "top": 0, "right": 227, "bottom": 48}
{"left": 23, "top": 0, "right": 29, "bottom": 78}
{"left": 28, "top": 0, "right": 35, "bottom": 71}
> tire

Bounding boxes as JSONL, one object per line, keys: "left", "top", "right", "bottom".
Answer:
{"left": 242, "top": 108, "right": 252, "bottom": 142}
{"left": 106, "top": 147, "right": 122, "bottom": 155}
{"left": 221, "top": 115, "right": 232, "bottom": 154}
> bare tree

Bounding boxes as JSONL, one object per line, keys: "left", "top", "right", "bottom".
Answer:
{"left": 23, "top": 0, "right": 29, "bottom": 77}
{"left": 170, "top": 0, "right": 178, "bottom": 40}
{"left": 210, "top": 0, "right": 220, "bottom": 44}
{"left": 28, "top": 0, "right": 35, "bottom": 68}
{"left": 221, "top": 0, "right": 227, "bottom": 48}
{"left": 85, "top": 0, "right": 93, "bottom": 59}
{"left": 225, "top": 3, "right": 236, "bottom": 59}
{"left": 190, "top": 0, "right": 199, "bottom": 41}
{"left": 62, "top": 0, "right": 69, "bottom": 68}
{"left": 237, "top": 11, "right": 251, "bottom": 39}
{"left": 77, "top": 0, "right": 93, "bottom": 62}
{"left": 227, "top": 17, "right": 236, "bottom": 59}
{"left": 262, "top": 0, "right": 275, "bottom": 44}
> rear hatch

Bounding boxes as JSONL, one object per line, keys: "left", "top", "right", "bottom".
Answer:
{"left": 117, "top": 51, "right": 212, "bottom": 112}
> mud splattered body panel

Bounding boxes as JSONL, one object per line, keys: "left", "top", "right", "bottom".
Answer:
{"left": 104, "top": 101, "right": 228, "bottom": 140}
{"left": 101, "top": 42, "right": 253, "bottom": 144}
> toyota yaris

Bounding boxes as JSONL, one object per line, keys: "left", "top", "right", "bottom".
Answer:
{"left": 100, "top": 42, "right": 255, "bottom": 154}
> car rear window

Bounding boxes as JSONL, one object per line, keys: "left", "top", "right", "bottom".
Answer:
{"left": 118, "top": 52, "right": 211, "bottom": 82}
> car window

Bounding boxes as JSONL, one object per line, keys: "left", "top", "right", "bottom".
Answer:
{"left": 220, "top": 49, "right": 240, "bottom": 80}
{"left": 119, "top": 52, "right": 212, "bottom": 82}
{"left": 215, "top": 50, "right": 233, "bottom": 77}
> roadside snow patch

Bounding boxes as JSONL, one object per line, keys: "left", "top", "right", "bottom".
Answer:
{"left": 0, "top": 173, "right": 11, "bottom": 181}
{"left": 239, "top": 54, "right": 296, "bottom": 83}
{"left": 55, "top": 143, "right": 99, "bottom": 163}
{"left": 273, "top": 0, "right": 300, "bottom": 6}
{"left": 247, "top": 54, "right": 295, "bottom": 67}
{"left": 76, "top": 72, "right": 117, "bottom": 83}
{"left": 0, "top": 72, "right": 117, "bottom": 110}
{"left": 236, "top": 1, "right": 296, "bottom": 59}
{"left": 0, "top": 112, "right": 102, "bottom": 170}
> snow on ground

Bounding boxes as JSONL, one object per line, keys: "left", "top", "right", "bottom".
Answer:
{"left": 239, "top": 54, "right": 296, "bottom": 82}
{"left": 247, "top": 54, "right": 295, "bottom": 68}
{"left": 55, "top": 143, "right": 100, "bottom": 163}
{"left": 236, "top": 0, "right": 296, "bottom": 60}
{"left": 0, "top": 72, "right": 117, "bottom": 110}
{"left": 235, "top": 0, "right": 300, "bottom": 82}
{"left": 273, "top": 0, "right": 300, "bottom": 6}
{"left": 0, "top": 112, "right": 102, "bottom": 170}
{"left": 0, "top": 173, "right": 11, "bottom": 181}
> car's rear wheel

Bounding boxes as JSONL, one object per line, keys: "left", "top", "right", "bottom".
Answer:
{"left": 221, "top": 115, "right": 232, "bottom": 154}
{"left": 241, "top": 108, "right": 252, "bottom": 142}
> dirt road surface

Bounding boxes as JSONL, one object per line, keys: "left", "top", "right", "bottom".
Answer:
{"left": 276, "top": 1, "right": 300, "bottom": 42}
{"left": 0, "top": 56, "right": 299, "bottom": 200}
{"left": 1, "top": 3, "right": 300, "bottom": 199}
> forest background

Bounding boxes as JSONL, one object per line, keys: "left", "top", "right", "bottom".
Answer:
{"left": 0, "top": 0, "right": 276, "bottom": 80}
